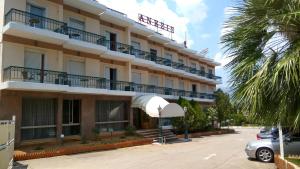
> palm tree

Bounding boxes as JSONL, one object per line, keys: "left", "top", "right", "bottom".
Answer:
{"left": 221, "top": 0, "right": 300, "bottom": 130}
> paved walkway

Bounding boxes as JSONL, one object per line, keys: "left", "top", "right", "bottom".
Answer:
{"left": 16, "top": 128, "right": 275, "bottom": 169}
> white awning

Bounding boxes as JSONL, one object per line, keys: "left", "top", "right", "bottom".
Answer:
{"left": 132, "top": 95, "right": 185, "bottom": 118}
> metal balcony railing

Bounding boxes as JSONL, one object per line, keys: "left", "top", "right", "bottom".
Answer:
{"left": 4, "top": 9, "right": 221, "bottom": 83}
{"left": 3, "top": 66, "right": 215, "bottom": 100}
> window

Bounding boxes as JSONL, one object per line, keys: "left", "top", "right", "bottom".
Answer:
{"left": 24, "top": 51, "right": 45, "bottom": 82}
{"left": 149, "top": 75, "right": 159, "bottom": 86}
{"left": 191, "top": 62, "right": 197, "bottom": 69}
{"left": 179, "top": 81, "right": 184, "bottom": 90}
{"left": 165, "top": 53, "right": 172, "bottom": 66}
{"left": 208, "top": 69, "right": 213, "bottom": 79}
{"left": 200, "top": 66, "right": 205, "bottom": 76}
{"left": 95, "top": 101, "right": 128, "bottom": 131}
{"left": 165, "top": 53, "right": 172, "bottom": 61}
{"left": 62, "top": 100, "right": 81, "bottom": 136}
{"left": 25, "top": 51, "right": 43, "bottom": 69}
{"left": 132, "top": 72, "right": 142, "bottom": 84}
{"left": 150, "top": 49, "right": 157, "bottom": 61}
{"left": 26, "top": 4, "right": 45, "bottom": 28}
{"left": 165, "top": 78, "right": 174, "bottom": 88}
{"left": 104, "top": 31, "right": 117, "bottom": 51}
{"left": 69, "top": 18, "right": 85, "bottom": 30}
{"left": 131, "top": 41, "right": 141, "bottom": 57}
{"left": 165, "top": 78, "right": 173, "bottom": 95}
{"left": 178, "top": 59, "right": 184, "bottom": 64}
{"left": 21, "top": 98, "right": 57, "bottom": 140}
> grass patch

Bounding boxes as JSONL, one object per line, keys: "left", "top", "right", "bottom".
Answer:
{"left": 286, "top": 158, "right": 300, "bottom": 167}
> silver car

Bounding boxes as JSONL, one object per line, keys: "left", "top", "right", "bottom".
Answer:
{"left": 245, "top": 133, "right": 300, "bottom": 162}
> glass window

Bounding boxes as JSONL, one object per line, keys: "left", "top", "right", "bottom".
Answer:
{"left": 132, "top": 72, "right": 142, "bottom": 84}
{"left": 26, "top": 4, "right": 45, "bottom": 28}
{"left": 191, "top": 62, "right": 197, "bottom": 69}
{"left": 165, "top": 78, "right": 174, "bottom": 88}
{"left": 149, "top": 75, "right": 159, "bottom": 86}
{"left": 131, "top": 41, "right": 141, "bottom": 50}
{"left": 21, "top": 98, "right": 57, "bottom": 140}
{"left": 178, "top": 59, "right": 184, "bottom": 64}
{"left": 165, "top": 53, "right": 173, "bottom": 61}
{"left": 62, "top": 100, "right": 81, "bottom": 136}
{"left": 24, "top": 51, "right": 42, "bottom": 69}
{"left": 179, "top": 81, "right": 184, "bottom": 90}
{"left": 95, "top": 101, "right": 128, "bottom": 131}
{"left": 69, "top": 18, "right": 85, "bottom": 30}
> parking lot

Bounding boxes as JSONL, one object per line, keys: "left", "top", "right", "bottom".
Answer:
{"left": 17, "top": 128, "right": 275, "bottom": 169}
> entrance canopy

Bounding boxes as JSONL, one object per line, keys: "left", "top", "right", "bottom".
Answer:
{"left": 132, "top": 95, "right": 185, "bottom": 118}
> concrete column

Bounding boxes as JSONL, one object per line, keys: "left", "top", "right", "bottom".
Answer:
{"left": 57, "top": 51, "right": 64, "bottom": 72}
{"left": 58, "top": 5, "right": 64, "bottom": 21}
{"left": 56, "top": 95, "right": 63, "bottom": 141}
{"left": 126, "top": 62, "right": 132, "bottom": 82}
{"left": 129, "top": 100, "right": 134, "bottom": 126}
{"left": 81, "top": 96, "right": 95, "bottom": 140}
{"left": 125, "top": 27, "right": 131, "bottom": 45}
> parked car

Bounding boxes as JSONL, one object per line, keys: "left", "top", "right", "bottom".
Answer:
{"left": 256, "top": 127, "right": 289, "bottom": 140}
{"left": 245, "top": 133, "right": 300, "bottom": 162}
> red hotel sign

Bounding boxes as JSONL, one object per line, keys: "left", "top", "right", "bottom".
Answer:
{"left": 138, "top": 14, "right": 174, "bottom": 33}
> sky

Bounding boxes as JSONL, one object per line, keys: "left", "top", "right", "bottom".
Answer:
{"left": 96, "top": 0, "right": 232, "bottom": 92}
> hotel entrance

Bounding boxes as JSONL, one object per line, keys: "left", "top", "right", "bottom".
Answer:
{"left": 133, "top": 108, "right": 158, "bottom": 130}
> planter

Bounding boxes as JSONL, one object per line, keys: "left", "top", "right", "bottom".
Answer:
{"left": 14, "top": 138, "right": 152, "bottom": 161}
{"left": 275, "top": 155, "right": 300, "bottom": 169}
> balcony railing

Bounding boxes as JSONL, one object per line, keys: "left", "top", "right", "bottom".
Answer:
{"left": 3, "top": 66, "right": 215, "bottom": 100}
{"left": 4, "top": 9, "right": 221, "bottom": 83}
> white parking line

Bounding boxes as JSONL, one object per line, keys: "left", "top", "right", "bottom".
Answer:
{"left": 204, "top": 154, "right": 216, "bottom": 160}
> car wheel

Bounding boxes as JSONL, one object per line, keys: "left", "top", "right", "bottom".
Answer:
{"left": 256, "top": 148, "right": 274, "bottom": 162}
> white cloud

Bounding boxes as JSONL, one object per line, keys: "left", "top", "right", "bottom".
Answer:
{"left": 96, "top": 0, "right": 207, "bottom": 48}
{"left": 214, "top": 52, "right": 231, "bottom": 69}
{"left": 200, "top": 33, "right": 211, "bottom": 39}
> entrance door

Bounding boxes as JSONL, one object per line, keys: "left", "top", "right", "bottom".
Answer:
{"left": 62, "top": 100, "right": 81, "bottom": 136}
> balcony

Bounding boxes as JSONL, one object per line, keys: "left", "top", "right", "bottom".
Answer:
{"left": 4, "top": 9, "right": 221, "bottom": 83}
{"left": 3, "top": 66, "right": 215, "bottom": 100}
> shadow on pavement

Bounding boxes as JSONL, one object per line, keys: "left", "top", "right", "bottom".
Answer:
{"left": 13, "top": 162, "right": 28, "bottom": 169}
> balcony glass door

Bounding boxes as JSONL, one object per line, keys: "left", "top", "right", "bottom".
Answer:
{"left": 132, "top": 72, "right": 141, "bottom": 92}
{"left": 27, "top": 4, "right": 45, "bottom": 28}
{"left": 24, "top": 51, "right": 43, "bottom": 82}
{"left": 105, "top": 31, "right": 117, "bottom": 51}
{"left": 68, "top": 18, "right": 85, "bottom": 40}
{"left": 131, "top": 41, "right": 141, "bottom": 57}
{"left": 62, "top": 100, "right": 81, "bottom": 136}
{"left": 68, "top": 60, "right": 85, "bottom": 86}
{"left": 150, "top": 49, "right": 157, "bottom": 62}
{"left": 165, "top": 78, "right": 173, "bottom": 95}
{"left": 105, "top": 67, "right": 117, "bottom": 90}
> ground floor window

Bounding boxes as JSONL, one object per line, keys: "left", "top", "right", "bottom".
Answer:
{"left": 62, "top": 99, "right": 81, "bottom": 136}
{"left": 95, "top": 101, "right": 128, "bottom": 132}
{"left": 21, "top": 98, "right": 57, "bottom": 140}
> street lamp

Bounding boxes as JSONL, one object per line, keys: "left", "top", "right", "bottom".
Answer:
{"left": 183, "top": 106, "right": 190, "bottom": 141}
{"left": 158, "top": 106, "right": 163, "bottom": 143}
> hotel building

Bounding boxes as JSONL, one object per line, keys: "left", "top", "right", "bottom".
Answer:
{"left": 0, "top": 0, "right": 221, "bottom": 145}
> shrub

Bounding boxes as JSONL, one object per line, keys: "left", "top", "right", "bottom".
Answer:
{"left": 125, "top": 125, "right": 136, "bottom": 136}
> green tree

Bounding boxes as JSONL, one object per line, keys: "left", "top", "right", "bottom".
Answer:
{"left": 221, "top": 0, "right": 300, "bottom": 130}
{"left": 214, "top": 89, "right": 232, "bottom": 125}
{"left": 172, "top": 97, "right": 207, "bottom": 131}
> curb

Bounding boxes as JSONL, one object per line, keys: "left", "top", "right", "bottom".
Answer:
{"left": 14, "top": 138, "right": 152, "bottom": 161}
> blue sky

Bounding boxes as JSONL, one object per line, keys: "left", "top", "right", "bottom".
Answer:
{"left": 97, "top": 0, "right": 232, "bottom": 91}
